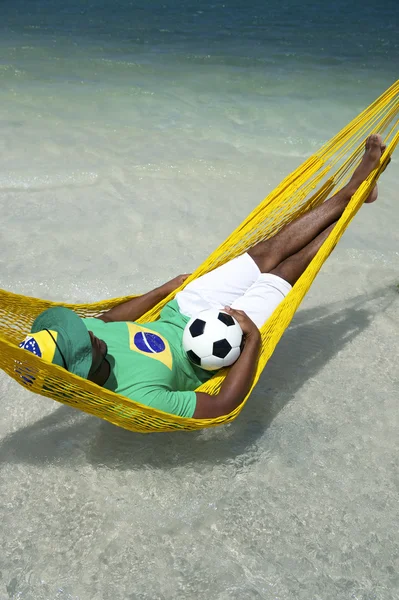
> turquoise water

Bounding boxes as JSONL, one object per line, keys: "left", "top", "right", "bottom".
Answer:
{"left": 0, "top": 1, "right": 398, "bottom": 599}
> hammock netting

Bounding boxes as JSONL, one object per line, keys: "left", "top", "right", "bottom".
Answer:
{"left": 1, "top": 81, "right": 398, "bottom": 433}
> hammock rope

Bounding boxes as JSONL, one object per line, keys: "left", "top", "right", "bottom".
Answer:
{"left": 1, "top": 80, "right": 398, "bottom": 433}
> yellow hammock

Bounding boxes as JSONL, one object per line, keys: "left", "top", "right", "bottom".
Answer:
{"left": 1, "top": 81, "right": 398, "bottom": 433}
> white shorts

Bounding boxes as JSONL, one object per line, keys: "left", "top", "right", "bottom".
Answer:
{"left": 175, "top": 253, "right": 292, "bottom": 329}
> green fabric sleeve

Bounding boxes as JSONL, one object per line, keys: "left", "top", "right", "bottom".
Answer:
{"left": 137, "top": 388, "right": 197, "bottom": 418}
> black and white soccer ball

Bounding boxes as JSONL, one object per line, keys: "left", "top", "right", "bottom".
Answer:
{"left": 182, "top": 308, "right": 243, "bottom": 371}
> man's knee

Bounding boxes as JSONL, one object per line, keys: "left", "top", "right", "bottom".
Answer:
{"left": 248, "top": 240, "right": 283, "bottom": 273}
{"left": 270, "top": 264, "right": 296, "bottom": 287}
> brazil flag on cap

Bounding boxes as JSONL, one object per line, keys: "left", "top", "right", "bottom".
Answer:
{"left": 19, "top": 307, "right": 93, "bottom": 379}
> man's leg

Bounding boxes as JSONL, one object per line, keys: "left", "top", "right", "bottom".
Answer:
{"left": 270, "top": 221, "right": 337, "bottom": 286}
{"left": 248, "top": 134, "right": 385, "bottom": 273}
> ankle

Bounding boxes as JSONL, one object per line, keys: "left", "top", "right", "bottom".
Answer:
{"left": 344, "top": 182, "right": 361, "bottom": 199}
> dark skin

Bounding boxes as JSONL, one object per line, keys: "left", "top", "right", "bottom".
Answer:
{"left": 87, "top": 331, "right": 110, "bottom": 386}
{"left": 85, "top": 134, "right": 386, "bottom": 419}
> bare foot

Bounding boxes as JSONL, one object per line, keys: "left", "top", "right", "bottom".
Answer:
{"left": 365, "top": 133, "right": 386, "bottom": 158}
{"left": 365, "top": 184, "right": 378, "bottom": 204}
{"left": 364, "top": 148, "right": 391, "bottom": 204}
{"left": 349, "top": 134, "right": 385, "bottom": 189}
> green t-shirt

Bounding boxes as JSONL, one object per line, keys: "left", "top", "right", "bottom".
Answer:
{"left": 82, "top": 300, "right": 212, "bottom": 418}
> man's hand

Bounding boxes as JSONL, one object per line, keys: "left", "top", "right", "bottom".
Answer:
{"left": 160, "top": 274, "right": 191, "bottom": 296}
{"left": 223, "top": 307, "right": 260, "bottom": 342}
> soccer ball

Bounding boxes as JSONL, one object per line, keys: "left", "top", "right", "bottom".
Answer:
{"left": 182, "top": 309, "right": 243, "bottom": 371}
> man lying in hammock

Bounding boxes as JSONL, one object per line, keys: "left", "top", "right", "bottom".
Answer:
{"left": 20, "top": 134, "right": 386, "bottom": 419}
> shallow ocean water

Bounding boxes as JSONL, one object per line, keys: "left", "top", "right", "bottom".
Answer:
{"left": 0, "top": 1, "right": 398, "bottom": 599}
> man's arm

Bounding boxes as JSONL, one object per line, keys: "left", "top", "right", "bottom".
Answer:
{"left": 193, "top": 308, "right": 261, "bottom": 419}
{"left": 98, "top": 274, "right": 190, "bottom": 322}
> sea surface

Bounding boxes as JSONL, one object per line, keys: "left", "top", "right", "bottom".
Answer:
{"left": 0, "top": 1, "right": 398, "bottom": 599}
